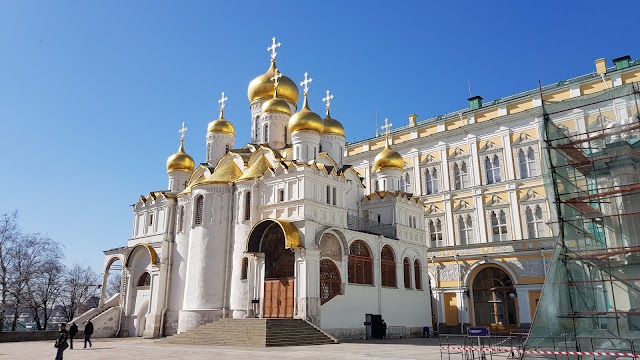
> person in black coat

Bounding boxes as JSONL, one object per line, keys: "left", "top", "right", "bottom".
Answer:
{"left": 84, "top": 320, "right": 94, "bottom": 348}
{"left": 68, "top": 322, "right": 78, "bottom": 349}
{"left": 54, "top": 323, "right": 69, "bottom": 360}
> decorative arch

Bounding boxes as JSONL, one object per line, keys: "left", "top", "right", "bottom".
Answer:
{"left": 347, "top": 240, "right": 373, "bottom": 285}
{"left": 124, "top": 243, "right": 158, "bottom": 268}
{"left": 463, "top": 259, "right": 519, "bottom": 288}
{"left": 104, "top": 255, "right": 124, "bottom": 274}
{"left": 246, "top": 219, "right": 302, "bottom": 253}
{"left": 381, "top": 244, "right": 397, "bottom": 288}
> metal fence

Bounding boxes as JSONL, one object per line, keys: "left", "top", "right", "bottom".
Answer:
{"left": 346, "top": 213, "right": 397, "bottom": 239}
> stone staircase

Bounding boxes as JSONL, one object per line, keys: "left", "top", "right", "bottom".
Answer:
{"left": 163, "top": 318, "right": 338, "bottom": 347}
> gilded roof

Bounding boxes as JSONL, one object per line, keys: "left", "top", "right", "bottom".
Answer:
{"left": 237, "top": 155, "right": 273, "bottom": 181}
{"left": 200, "top": 159, "right": 243, "bottom": 184}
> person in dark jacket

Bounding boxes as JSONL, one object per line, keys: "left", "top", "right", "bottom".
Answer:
{"left": 84, "top": 320, "right": 94, "bottom": 348}
{"left": 54, "top": 323, "right": 69, "bottom": 360}
{"left": 68, "top": 322, "right": 78, "bottom": 349}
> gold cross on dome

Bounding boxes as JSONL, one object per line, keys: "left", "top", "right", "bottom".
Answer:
{"left": 300, "top": 72, "right": 313, "bottom": 95}
{"left": 270, "top": 68, "right": 282, "bottom": 90}
{"left": 218, "top": 92, "right": 228, "bottom": 110}
{"left": 381, "top": 118, "right": 393, "bottom": 138}
{"left": 178, "top": 122, "right": 188, "bottom": 141}
{"left": 267, "top": 37, "right": 281, "bottom": 60}
{"left": 322, "top": 90, "right": 334, "bottom": 109}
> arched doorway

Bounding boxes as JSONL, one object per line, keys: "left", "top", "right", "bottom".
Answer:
{"left": 471, "top": 267, "right": 518, "bottom": 331}
{"left": 261, "top": 222, "right": 295, "bottom": 318}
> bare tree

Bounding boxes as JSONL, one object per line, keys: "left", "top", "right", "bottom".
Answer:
{"left": 106, "top": 272, "right": 122, "bottom": 299}
{"left": 60, "top": 263, "right": 100, "bottom": 322}
{"left": 0, "top": 211, "right": 19, "bottom": 331}
{"left": 26, "top": 258, "right": 65, "bottom": 330}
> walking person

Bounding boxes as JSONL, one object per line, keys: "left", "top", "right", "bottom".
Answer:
{"left": 84, "top": 319, "right": 94, "bottom": 348}
{"left": 54, "top": 323, "right": 69, "bottom": 360}
{"left": 68, "top": 322, "right": 78, "bottom": 349}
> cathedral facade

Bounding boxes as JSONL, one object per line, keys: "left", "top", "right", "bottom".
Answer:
{"left": 98, "top": 40, "right": 432, "bottom": 340}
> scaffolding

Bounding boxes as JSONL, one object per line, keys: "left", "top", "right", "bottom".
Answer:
{"left": 526, "top": 83, "right": 640, "bottom": 355}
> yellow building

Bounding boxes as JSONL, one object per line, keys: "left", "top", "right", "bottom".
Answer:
{"left": 344, "top": 55, "right": 640, "bottom": 334}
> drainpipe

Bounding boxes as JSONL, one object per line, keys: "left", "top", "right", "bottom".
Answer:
{"left": 221, "top": 183, "right": 235, "bottom": 318}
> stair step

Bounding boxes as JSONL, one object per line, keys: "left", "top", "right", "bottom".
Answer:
{"left": 163, "top": 318, "right": 337, "bottom": 347}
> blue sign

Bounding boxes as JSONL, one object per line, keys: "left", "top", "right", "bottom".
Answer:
{"left": 467, "top": 326, "right": 490, "bottom": 337}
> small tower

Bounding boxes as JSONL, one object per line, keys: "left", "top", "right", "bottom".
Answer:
{"left": 167, "top": 122, "right": 195, "bottom": 192}
{"left": 320, "top": 90, "right": 346, "bottom": 167}
{"left": 289, "top": 72, "right": 324, "bottom": 162}
{"left": 206, "top": 92, "right": 235, "bottom": 166}
{"left": 259, "top": 68, "right": 292, "bottom": 149}
{"left": 247, "top": 37, "right": 298, "bottom": 143}
{"left": 373, "top": 119, "right": 403, "bottom": 191}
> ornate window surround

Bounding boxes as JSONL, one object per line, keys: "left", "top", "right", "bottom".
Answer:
{"left": 420, "top": 154, "right": 441, "bottom": 195}
{"left": 453, "top": 200, "right": 476, "bottom": 245}
{"left": 448, "top": 148, "right": 471, "bottom": 191}
{"left": 425, "top": 204, "right": 446, "bottom": 247}
{"left": 484, "top": 195, "right": 511, "bottom": 242}
{"left": 519, "top": 189, "right": 549, "bottom": 239}
{"left": 479, "top": 141, "right": 504, "bottom": 185}
{"left": 512, "top": 133, "right": 541, "bottom": 179}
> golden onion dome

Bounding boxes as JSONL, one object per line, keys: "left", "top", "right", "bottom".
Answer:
{"left": 207, "top": 110, "right": 235, "bottom": 135}
{"left": 288, "top": 95, "right": 324, "bottom": 134}
{"left": 248, "top": 60, "right": 299, "bottom": 104}
{"left": 167, "top": 140, "right": 195, "bottom": 172}
{"left": 374, "top": 144, "right": 404, "bottom": 171}
{"left": 322, "top": 108, "right": 345, "bottom": 137}
{"left": 261, "top": 90, "right": 292, "bottom": 115}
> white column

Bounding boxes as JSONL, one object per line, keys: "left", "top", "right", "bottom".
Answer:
{"left": 440, "top": 147, "right": 450, "bottom": 192}
{"left": 509, "top": 191, "right": 523, "bottom": 240}
{"left": 444, "top": 200, "right": 455, "bottom": 246}
{"left": 469, "top": 137, "right": 481, "bottom": 187}
{"left": 502, "top": 131, "right": 515, "bottom": 181}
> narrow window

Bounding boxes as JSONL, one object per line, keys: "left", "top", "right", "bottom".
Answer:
{"left": 241, "top": 257, "right": 249, "bottom": 280}
{"left": 178, "top": 205, "right": 185, "bottom": 233}
{"left": 332, "top": 187, "right": 337, "bottom": 206}
{"left": 377, "top": 214, "right": 381, "bottom": 223}
{"left": 491, "top": 210, "right": 509, "bottom": 241}
{"left": 194, "top": 196, "right": 204, "bottom": 226}
{"left": 403, "top": 257, "right": 411, "bottom": 289}
{"left": 526, "top": 205, "right": 546, "bottom": 238}
{"left": 458, "top": 214, "right": 474, "bottom": 245}
{"left": 426, "top": 168, "right": 439, "bottom": 194}
{"left": 284, "top": 126, "right": 288, "bottom": 144}
{"left": 263, "top": 124, "right": 269, "bottom": 143}
{"left": 244, "top": 192, "right": 252, "bottom": 221}
{"left": 414, "top": 260, "right": 422, "bottom": 290}
{"left": 381, "top": 245, "right": 397, "bottom": 287}
{"left": 518, "top": 149, "right": 529, "bottom": 178}
{"left": 148, "top": 213, "right": 154, "bottom": 226}
{"left": 278, "top": 189, "right": 285, "bottom": 202}
{"left": 326, "top": 185, "right": 331, "bottom": 204}
{"left": 225, "top": 145, "right": 230, "bottom": 153}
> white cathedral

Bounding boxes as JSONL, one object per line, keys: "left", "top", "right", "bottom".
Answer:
{"left": 97, "top": 39, "right": 432, "bottom": 340}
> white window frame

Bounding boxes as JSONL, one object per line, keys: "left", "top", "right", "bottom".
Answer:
{"left": 401, "top": 172, "right": 412, "bottom": 193}
{"left": 487, "top": 208, "right": 509, "bottom": 242}
{"left": 522, "top": 203, "right": 548, "bottom": 239}
{"left": 450, "top": 160, "right": 470, "bottom": 190}
{"left": 424, "top": 166, "right": 440, "bottom": 195}
{"left": 455, "top": 213, "right": 475, "bottom": 245}
{"left": 427, "top": 217, "right": 444, "bottom": 247}
{"left": 514, "top": 145, "right": 540, "bottom": 179}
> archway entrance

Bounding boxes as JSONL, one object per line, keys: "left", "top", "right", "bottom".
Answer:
{"left": 471, "top": 267, "right": 518, "bottom": 332}
{"left": 261, "top": 223, "right": 295, "bottom": 318}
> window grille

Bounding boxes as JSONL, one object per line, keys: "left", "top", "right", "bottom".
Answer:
{"left": 244, "top": 192, "right": 252, "bottom": 221}
{"left": 381, "top": 245, "right": 397, "bottom": 287}
{"left": 241, "top": 257, "right": 248, "bottom": 280}
{"left": 194, "top": 196, "right": 204, "bottom": 225}
{"left": 347, "top": 241, "right": 373, "bottom": 285}
{"left": 320, "top": 259, "right": 341, "bottom": 304}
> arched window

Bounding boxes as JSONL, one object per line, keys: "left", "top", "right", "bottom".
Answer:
{"left": 519, "top": 147, "right": 538, "bottom": 179}
{"left": 381, "top": 245, "right": 396, "bottom": 287}
{"left": 458, "top": 214, "right": 474, "bottom": 245}
{"left": 414, "top": 259, "right": 422, "bottom": 290}
{"left": 402, "top": 173, "right": 411, "bottom": 193}
{"left": 320, "top": 259, "right": 341, "bottom": 304}
{"left": 491, "top": 209, "right": 509, "bottom": 241}
{"left": 472, "top": 267, "right": 517, "bottom": 326}
{"left": 484, "top": 155, "right": 501, "bottom": 184}
{"left": 194, "top": 195, "right": 204, "bottom": 226}
{"left": 178, "top": 205, "right": 185, "bottom": 233}
{"left": 429, "top": 219, "right": 443, "bottom": 245}
{"left": 453, "top": 162, "right": 468, "bottom": 190}
{"left": 526, "top": 205, "right": 546, "bottom": 238}
{"left": 137, "top": 272, "right": 151, "bottom": 287}
{"left": 348, "top": 240, "right": 373, "bottom": 285}
{"left": 263, "top": 124, "right": 269, "bottom": 143}
{"left": 403, "top": 257, "right": 411, "bottom": 289}
{"left": 426, "top": 168, "right": 439, "bottom": 194}
{"left": 241, "top": 257, "right": 249, "bottom": 280}
{"left": 244, "top": 192, "right": 252, "bottom": 221}
{"left": 225, "top": 145, "right": 230, "bottom": 153}
{"left": 254, "top": 121, "right": 259, "bottom": 142}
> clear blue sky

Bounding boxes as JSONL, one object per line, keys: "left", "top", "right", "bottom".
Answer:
{"left": 1, "top": 1, "right": 637, "bottom": 273}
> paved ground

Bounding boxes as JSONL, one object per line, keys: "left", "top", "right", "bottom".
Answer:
{"left": 0, "top": 337, "right": 445, "bottom": 359}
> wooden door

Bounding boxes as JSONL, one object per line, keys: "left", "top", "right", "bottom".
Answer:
{"left": 263, "top": 278, "right": 294, "bottom": 318}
